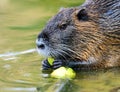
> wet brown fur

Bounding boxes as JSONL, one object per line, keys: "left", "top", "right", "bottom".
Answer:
{"left": 71, "top": 0, "right": 120, "bottom": 69}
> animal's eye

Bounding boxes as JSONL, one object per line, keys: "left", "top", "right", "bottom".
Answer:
{"left": 59, "top": 23, "right": 67, "bottom": 30}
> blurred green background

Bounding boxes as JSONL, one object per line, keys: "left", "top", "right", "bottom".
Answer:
{"left": 0, "top": 0, "right": 120, "bottom": 92}
{"left": 0, "top": 0, "right": 84, "bottom": 53}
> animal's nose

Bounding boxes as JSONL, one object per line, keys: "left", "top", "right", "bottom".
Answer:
{"left": 36, "top": 39, "right": 45, "bottom": 49}
{"left": 37, "top": 43, "right": 45, "bottom": 49}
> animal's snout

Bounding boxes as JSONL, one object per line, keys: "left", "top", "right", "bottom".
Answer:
{"left": 36, "top": 32, "right": 49, "bottom": 50}
{"left": 36, "top": 38, "right": 45, "bottom": 49}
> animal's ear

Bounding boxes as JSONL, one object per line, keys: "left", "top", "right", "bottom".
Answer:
{"left": 76, "top": 9, "right": 88, "bottom": 21}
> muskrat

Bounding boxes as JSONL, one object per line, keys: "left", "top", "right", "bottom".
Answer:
{"left": 36, "top": 0, "right": 120, "bottom": 70}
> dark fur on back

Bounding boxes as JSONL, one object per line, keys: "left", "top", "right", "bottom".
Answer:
{"left": 90, "top": 0, "right": 120, "bottom": 37}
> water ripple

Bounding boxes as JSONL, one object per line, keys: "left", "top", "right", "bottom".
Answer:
{"left": 0, "top": 48, "right": 37, "bottom": 61}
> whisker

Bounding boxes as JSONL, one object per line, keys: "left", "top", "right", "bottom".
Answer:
{"left": 57, "top": 43, "right": 81, "bottom": 58}
{"left": 55, "top": 49, "right": 71, "bottom": 60}
{"left": 50, "top": 48, "right": 67, "bottom": 60}
{"left": 49, "top": 43, "right": 83, "bottom": 61}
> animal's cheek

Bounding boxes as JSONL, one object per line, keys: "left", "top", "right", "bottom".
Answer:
{"left": 49, "top": 34, "right": 61, "bottom": 43}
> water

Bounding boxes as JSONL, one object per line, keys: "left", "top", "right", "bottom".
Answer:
{"left": 0, "top": 0, "right": 120, "bottom": 92}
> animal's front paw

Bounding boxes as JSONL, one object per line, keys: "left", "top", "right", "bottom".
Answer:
{"left": 52, "top": 60, "right": 66, "bottom": 69}
{"left": 42, "top": 60, "right": 52, "bottom": 70}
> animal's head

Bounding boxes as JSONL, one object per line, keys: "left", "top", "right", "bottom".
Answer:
{"left": 36, "top": 0, "right": 114, "bottom": 62}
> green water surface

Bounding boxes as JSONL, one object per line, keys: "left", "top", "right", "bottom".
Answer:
{"left": 0, "top": 0, "right": 120, "bottom": 92}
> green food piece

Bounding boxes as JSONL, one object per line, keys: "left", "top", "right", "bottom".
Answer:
{"left": 47, "top": 57, "right": 76, "bottom": 79}
{"left": 48, "top": 57, "right": 54, "bottom": 65}
{"left": 51, "top": 67, "right": 76, "bottom": 79}
{"left": 65, "top": 68, "right": 76, "bottom": 79}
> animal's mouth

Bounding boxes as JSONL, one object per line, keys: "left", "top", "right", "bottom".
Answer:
{"left": 36, "top": 38, "right": 75, "bottom": 59}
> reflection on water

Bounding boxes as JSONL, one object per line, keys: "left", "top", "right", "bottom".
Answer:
{"left": 0, "top": 50, "right": 120, "bottom": 92}
{"left": 0, "top": 0, "right": 120, "bottom": 92}
{"left": 0, "top": 88, "right": 37, "bottom": 92}
{"left": 0, "top": 48, "right": 36, "bottom": 60}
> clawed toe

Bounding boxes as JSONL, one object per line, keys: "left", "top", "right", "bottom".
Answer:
{"left": 52, "top": 60, "right": 63, "bottom": 69}
{"left": 42, "top": 60, "right": 52, "bottom": 70}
